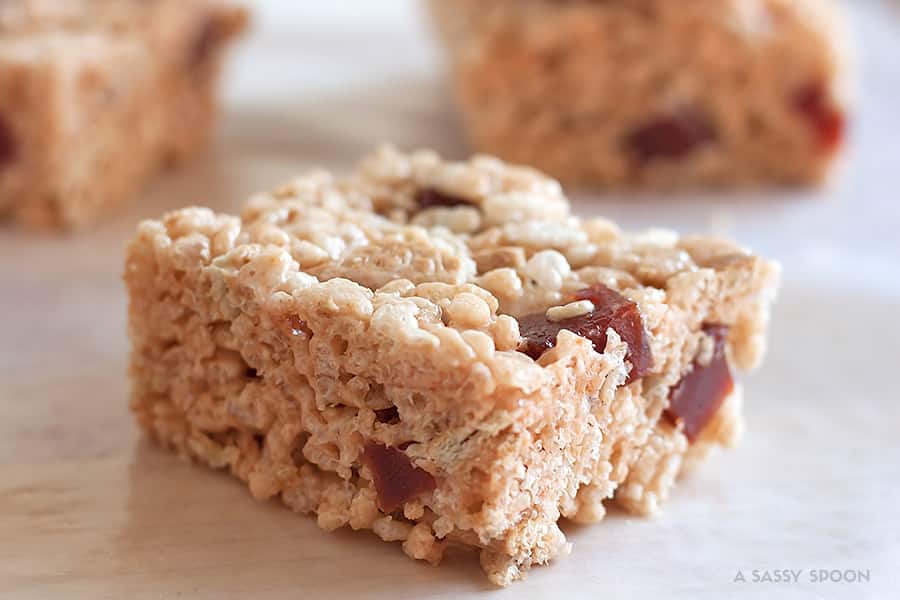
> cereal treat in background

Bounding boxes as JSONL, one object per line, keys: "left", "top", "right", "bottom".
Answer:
{"left": 125, "top": 147, "right": 780, "bottom": 585}
{"left": 428, "top": 0, "right": 847, "bottom": 188}
{"left": 0, "top": 0, "right": 247, "bottom": 229}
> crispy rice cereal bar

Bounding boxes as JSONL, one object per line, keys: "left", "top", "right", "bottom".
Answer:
{"left": 0, "top": 0, "right": 246, "bottom": 229}
{"left": 428, "top": 0, "right": 847, "bottom": 187}
{"left": 126, "top": 147, "right": 780, "bottom": 585}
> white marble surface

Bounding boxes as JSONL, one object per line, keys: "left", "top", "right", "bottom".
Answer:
{"left": 1, "top": 1, "right": 897, "bottom": 598}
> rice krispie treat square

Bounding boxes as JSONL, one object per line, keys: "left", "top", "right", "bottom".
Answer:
{"left": 125, "top": 147, "right": 780, "bottom": 585}
{"left": 0, "top": 0, "right": 246, "bottom": 229}
{"left": 429, "top": 0, "right": 847, "bottom": 187}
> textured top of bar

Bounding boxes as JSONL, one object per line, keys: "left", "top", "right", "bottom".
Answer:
{"left": 131, "top": 146, "right": 780, "bottom": 388}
